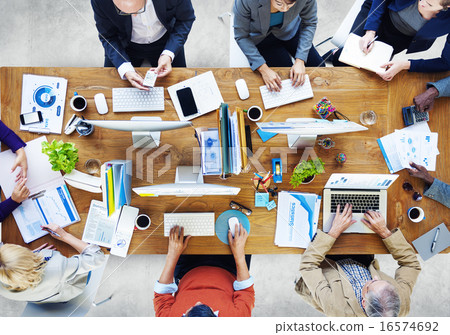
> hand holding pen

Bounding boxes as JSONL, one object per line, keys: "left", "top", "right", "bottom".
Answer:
{"left": 359, "top": 31, "right": 377, "bottom": 54}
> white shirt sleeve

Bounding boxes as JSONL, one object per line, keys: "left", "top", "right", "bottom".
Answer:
{"left": 117, "top": 62, "right": 135, "bottom": 80}
{"left": 161, "top": 50, "right": 175, "bottom": 62}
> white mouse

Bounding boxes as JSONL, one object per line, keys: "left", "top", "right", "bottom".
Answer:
{"left": 94, "top": 93, "right": 108, "bottom": 115}
{"left": 235, "top": 79, "right": 249, "bottom": 100}
{"left": 228, "top": 217, "right": 240, "bottom": 237}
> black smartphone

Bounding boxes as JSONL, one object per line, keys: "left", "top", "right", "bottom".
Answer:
{"left": 176, "top": 87, "right": 198, "bottom": 117}
{"left": 20, "top": 111, "right": 43, "bottom": 125}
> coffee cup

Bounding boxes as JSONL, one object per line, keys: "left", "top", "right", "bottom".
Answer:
{"left": 70, "top": 93, "right": 87, "bottom": 112}
{"left": 247, "top": 105, "right": 263, "bottom": 122}
{"left": 407, "top": 206, "right": 425, "bottom": 223}
{"left": 135, "top": 214, "right": 151, "bottom": 230}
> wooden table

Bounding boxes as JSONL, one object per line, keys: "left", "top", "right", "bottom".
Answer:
{"left": 1, "top": 67, "right": 449, "bottom": 255}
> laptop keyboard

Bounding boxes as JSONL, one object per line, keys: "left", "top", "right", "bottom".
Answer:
{"left": 331, "top": 193, "right": 380, "bottom": 213}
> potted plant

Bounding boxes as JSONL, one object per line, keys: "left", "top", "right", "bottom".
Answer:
{"left": 42, "top": 140, "right": 79, "bottom": 174}
{"left": 289, "top": 158, "right": 324, "bottom": 188}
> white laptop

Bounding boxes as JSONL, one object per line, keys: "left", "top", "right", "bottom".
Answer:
{"left": 323, "top": 174, "right": 399, "bottom": 234}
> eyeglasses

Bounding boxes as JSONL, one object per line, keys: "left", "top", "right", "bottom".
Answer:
{"left": 114, "top": 0, "right": 147, "bottom": 16}
{"left": 230, "top": 201, "right": 252, "bottom": 216}
{"left": 402, "top": 181, "right": 422, "bottom": 201}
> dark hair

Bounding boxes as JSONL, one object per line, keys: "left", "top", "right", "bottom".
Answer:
{"left": 185, "top": 304, "right": 217, "bottom": 317}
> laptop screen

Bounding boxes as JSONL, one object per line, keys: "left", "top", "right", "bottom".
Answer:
{"left": 325, "top": 173, "right": 399, "bottom": 190}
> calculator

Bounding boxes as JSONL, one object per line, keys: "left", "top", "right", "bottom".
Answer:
{"left": 402, "top": 105, "right": 429, "bottom": 126}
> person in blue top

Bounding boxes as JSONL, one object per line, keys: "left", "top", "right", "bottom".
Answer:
{"left": 233, "top": 0, "right": 324, "bottom": 92}
{"left": 407, "top": 162, "right": 449, "bottom": 208}
{"left": 324, "top": 0, "right": 450, "bottom": 81}
{"left": 413, "top": 76, "right": 450, "bottom": 112}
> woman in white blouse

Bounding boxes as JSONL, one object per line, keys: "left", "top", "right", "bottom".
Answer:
{"left": 0, "top": 223, "right": 105, "bottom": 303}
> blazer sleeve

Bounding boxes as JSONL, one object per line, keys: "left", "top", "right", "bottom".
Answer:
{"left": 90, "top": 0, "right": 131, "bottom": 69}
{"left": 295, "top": 0, "right": 318, "bottom": 62}
{"left": 364, "top": 0, "right": 390, "bottom": 32}
{"left": 232, "top": 285, "right": 255, "bottom": 316}
{"left": 0, "top": 121, "right": 26, "bottom": 152}
{"left": 153, "top": 293, "right": 176, "bottom": 317}
{"left": 409, "top": 34, "right": 450, "bottom": 73}
{"left": 0, "top": 198, "right": 21, "bottom": 222}
{"left": 427, "top": 76, "right": 450, "bottom": 98}
{"left": 163, "top": 0, "right": 195, "bottom": 57}
{"left": 423, "top": 178, "right": 450, "bottom": 208}
{"left": 382, "top": 229, "right": 421, "bottom": 300}
{"left": 233, "top": 0, "right": 266, "bottom": 71}
{"left": 298, "top": 230, "right": 341, "bottom": 314}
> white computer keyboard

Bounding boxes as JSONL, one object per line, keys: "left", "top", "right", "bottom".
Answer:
{"left": 259, "top": 75, "right": 314, "bottom": 110}
{"left": 112, "top": 87, "right": 165, "bottom": 112}
{"left": 164, "top": 213, "right": 215, "bottom": 236}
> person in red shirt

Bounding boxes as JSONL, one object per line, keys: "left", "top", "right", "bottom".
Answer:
{"left": 154, "top": 224, "right": 255, "bottom": 317}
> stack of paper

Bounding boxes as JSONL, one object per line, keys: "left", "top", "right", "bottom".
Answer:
{"left": 82, "top": 200, "right": 139, "bottom": 257}
{"left": 101, "top": 160, "right": 132, "bottom": 216}
{"left": 377, "top": 123, "right": 439, "bottom": 173}
{"left": 274, "top": 191, "right": 321, "bottom": 248}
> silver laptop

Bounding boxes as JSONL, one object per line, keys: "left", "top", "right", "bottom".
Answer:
{"left": 323, "top": 174, "right": 399, "bottom": 234}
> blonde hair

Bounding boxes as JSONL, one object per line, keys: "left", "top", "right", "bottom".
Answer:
{"left": 0, "top": 244, "right": 46, "bottom": 291}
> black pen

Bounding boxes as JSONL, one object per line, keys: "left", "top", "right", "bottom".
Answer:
{"left": 430, "top": 227, "right": 440, "bottom": 253}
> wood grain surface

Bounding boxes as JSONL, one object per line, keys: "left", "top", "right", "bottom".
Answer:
{"left": 1, "top": 67, "right": 448, "bottom": 256}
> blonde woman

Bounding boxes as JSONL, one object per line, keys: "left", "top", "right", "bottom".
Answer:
{"left": 0, "top": 223, "right": 105, "bottom": 303}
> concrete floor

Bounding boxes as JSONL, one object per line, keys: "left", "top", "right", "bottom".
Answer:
{"left": 0, "top": 0, "right": 449, "bottom": 317}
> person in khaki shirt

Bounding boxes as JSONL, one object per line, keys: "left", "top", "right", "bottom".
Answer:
{"left": 296, "top": 203, "right": 421, "bottom": 317}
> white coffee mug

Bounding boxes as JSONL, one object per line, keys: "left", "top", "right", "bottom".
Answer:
{"left": 135, "top": 214, "right": 151, "bottom": 230}
{"left": 247, "top": 105, "right": 263, "bottom": 122}
{"left": 407, "top": 206, "right": 425, "bottom": 223}
{"left": 70, "top": 93, "right": 87, "bottom": 112}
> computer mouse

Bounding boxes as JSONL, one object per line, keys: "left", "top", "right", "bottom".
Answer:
{"left": 94, "top": 93, "right": 108, "bottom": 115}
{"left": 235, "top": 79, "right": 249, "bottom": 100}
{"left": 228, "top": 217, "right": 240, "bottom": 237}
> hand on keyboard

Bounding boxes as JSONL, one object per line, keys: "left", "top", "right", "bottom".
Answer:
{"left": 290, "top": 59, "right": 306, "bottom": 87}
{"left": 258, "top": 64, "right": 282, "bottom": 92}
{"left": 168, "top": 225, "right": 191, "bottom": 258}
{"left": 328, "top": 203, "right": 357, "bottom": 239}
{"left": 361, "top": 211, "right": 392, "bottom": 239}
{"left": 124, "top": 71, "right": 149, "bottom": 91}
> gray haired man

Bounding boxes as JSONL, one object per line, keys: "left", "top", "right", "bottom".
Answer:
{"left": 296, "top": 204, "right": 421, "bottom": 317}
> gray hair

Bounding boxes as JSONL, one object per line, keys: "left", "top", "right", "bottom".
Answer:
{"left": 365, "top": 284, "right": 401, "bottom": 317}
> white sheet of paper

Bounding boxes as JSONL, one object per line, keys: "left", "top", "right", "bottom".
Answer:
{"left": 82, "top": 200, "right": 119, "bottom": 248}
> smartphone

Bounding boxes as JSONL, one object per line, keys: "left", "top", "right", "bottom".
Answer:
{"left": 20, "top": 111, "right": 43, "bottom": 125}
{"left": 176, "top": 87, "right": 198, "bottom": 117}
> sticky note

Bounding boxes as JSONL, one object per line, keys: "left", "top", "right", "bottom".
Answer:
{"left": 266, "top": 200, "right": 276, "bottom": 211}
{"left": 257, "top": 129, "right": 277, "bottom": 142}
{"left": 255, "top": 192, "right": 269, "bottom": 207}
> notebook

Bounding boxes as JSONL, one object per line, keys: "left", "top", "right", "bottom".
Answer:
{"left": 322, "top": 174, "right": 398, "bottom": 234}
{"left": 412, "top": 223, "right": 450, "bottom": 261}
{"left": 339, "top": 33, "right": 394, "bottom": 73}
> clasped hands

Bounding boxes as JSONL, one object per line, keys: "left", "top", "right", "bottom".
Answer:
{"left": 328, "top": 203, "right": 392, "bottom": 239}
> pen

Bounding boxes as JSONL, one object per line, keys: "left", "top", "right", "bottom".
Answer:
{"left": 254, "top": 172, "right": 264, "bottom": 179}
{"left": 431, "top": 227, "right": 440, "bottom": 253}
{"left": 28, "top": 190, "right": 46, "bottom": 200}
{"left": 367, "top": 35, "right": 378, "bottom": 48}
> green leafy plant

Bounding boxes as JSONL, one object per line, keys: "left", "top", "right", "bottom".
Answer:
{"left": 41, "top": 140, "right": 79, "bottom": 174}
{"left": 289, "top": 158, "right": 324, "bottom": 188}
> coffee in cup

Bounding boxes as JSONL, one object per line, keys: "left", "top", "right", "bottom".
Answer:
{"left": 247, "top": 105, "right": 263, "bottom": 122}
{"left": 135, "top": 214, "right": 151, "bottom": 230}
{"left": 70, "top": 93, "right": 87, "bottom": 112}
{"left": 407, "top": 206, "right": 425, "bottom": 223}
